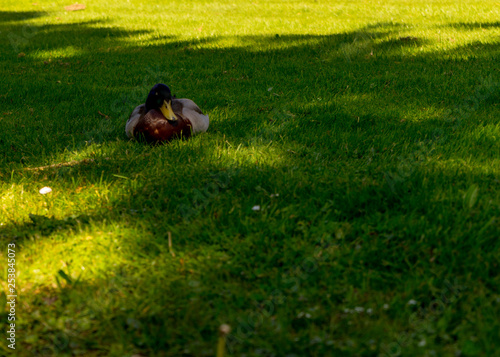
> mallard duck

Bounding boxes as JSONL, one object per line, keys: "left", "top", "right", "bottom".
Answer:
{"left": 126, "top": 83, "right": 209, "bottom": 143}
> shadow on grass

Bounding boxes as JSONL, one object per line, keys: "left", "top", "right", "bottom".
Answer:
{"left": 0, "top": 11, "right": 499, "bottom": 355}
{"left": 1, "top": 11, "right": 499, "bottom": 246}
{"left": 441, "top": 21, "right": 500, "bottom": 29}
{"left": 0, "top": 20, "right": 496, "bottom": 160}
{"left": 0, "top": 11, "right": 47, "bottom": 22}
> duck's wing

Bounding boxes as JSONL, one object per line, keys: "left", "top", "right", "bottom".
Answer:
{"left": 172, "top": 98, "right": 209, "bottom": 134}
{"left": 126, "top": 104, "right": 146, "bottom": 138}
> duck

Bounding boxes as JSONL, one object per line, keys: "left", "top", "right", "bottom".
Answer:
{"left": 126, "top": 83, "right": 209, "bottom": 143}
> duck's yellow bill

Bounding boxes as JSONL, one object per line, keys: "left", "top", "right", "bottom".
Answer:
{"left": 160, "top": 100, "right": 177, "bottom": 121}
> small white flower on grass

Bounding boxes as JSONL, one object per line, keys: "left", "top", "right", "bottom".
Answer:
{"left": 367, "top": 308, "right": 373, "bottom": 314}
{"left": 39, "top": 187, "right": 52, "bottom": 194}
{"left": 418, "top": 339, "right": 427, "bottom": 347}
{"left": 252, "top": 205, "right": 261, "bottom": 211}
{"left": 297, "top": 312, "right": 311, "bottom": 318}
{"left": 354, "top": 307, "right": 364, "bottom": 313}
{"left": 383, "top": 304, "right": 389, "bottom": 310}
{"left": 219, "top": 324, "right": 231, "bottom": 335}
{"left": 270, "top": 193, "right": 279, "bottom": 198}
{"left": 408, "top": 299, "right": 418, "bottom": 305}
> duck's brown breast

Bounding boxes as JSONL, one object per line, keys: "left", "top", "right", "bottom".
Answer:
{"left": 134, "top": 109, "right": 193, "bottom": 143}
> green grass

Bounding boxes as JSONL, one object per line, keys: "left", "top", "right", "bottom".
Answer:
{"left": 1, "top": 0, "right": 499, "bottom": 356}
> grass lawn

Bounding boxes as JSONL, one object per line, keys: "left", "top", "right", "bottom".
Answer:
{"left": 1, "top": 0, "right": 499, "bottom": 355}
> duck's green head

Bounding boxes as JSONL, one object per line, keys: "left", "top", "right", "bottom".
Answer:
{"left": 145, "top": 83, "right": 177, "bottom": 121}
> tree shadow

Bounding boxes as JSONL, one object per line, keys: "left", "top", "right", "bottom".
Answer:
{"left": 1, "top": 15, "right": 498, "bottom": 236}
{"left": 441, "top": 21, "right": 500, "bottom": 29}
{"left": 0, "top": 11, "right": 46, "bottom": 22}
{"left": 1, "top": 12, "right": 499, "bottom": 355}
